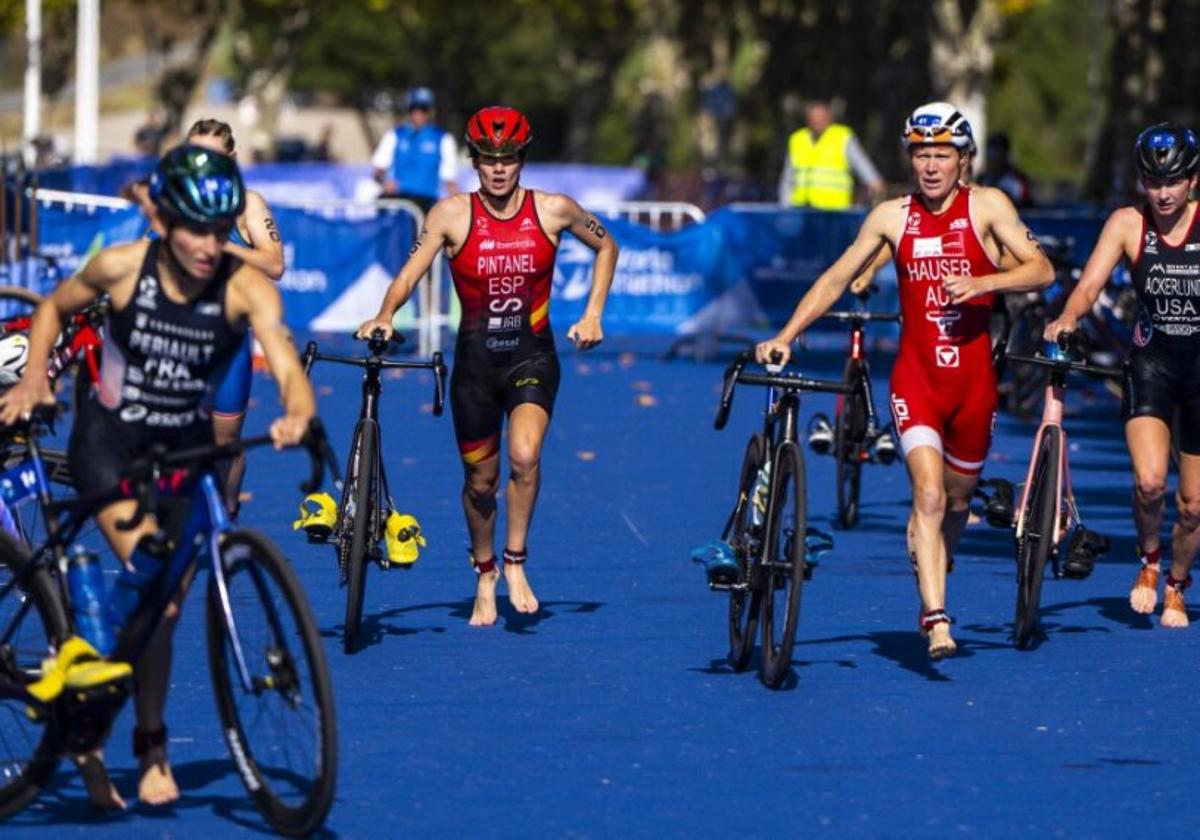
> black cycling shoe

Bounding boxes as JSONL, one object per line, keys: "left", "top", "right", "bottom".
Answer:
{"left": 1062, "top": 527, "right": 1109, "bottom": 579}
{"left": 976, "top": 478, "right": 1015, "bottom": 528}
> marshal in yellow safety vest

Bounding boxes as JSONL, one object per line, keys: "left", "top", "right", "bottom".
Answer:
{"left": 787, "top": 123, "right": 855, "bottom": 210}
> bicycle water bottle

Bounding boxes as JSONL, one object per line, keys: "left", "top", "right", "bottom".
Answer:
{"left": 750, "top": 460, "right": 772, "bottom": 528}
{"left": 67, "top": 547, "right": 115, "bottom": 656}
{"left": 105, "top": 540, "right": 165, "bottom": 634}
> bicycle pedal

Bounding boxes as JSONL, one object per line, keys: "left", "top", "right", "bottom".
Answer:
{"left": 803, "top": 560, "right": 816, "bottom": 580}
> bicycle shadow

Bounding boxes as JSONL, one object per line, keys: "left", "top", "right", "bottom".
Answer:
{"left": 689, "top": 654, "right": 857, "bottom": 691}
{"left": 9, "top": 759, "right": 338, "bottom": 837}
{"left": 329, "top": 598, "right": 605, "bottom": 651}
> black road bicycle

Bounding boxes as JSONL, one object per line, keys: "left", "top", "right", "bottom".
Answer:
{"left": 302, "top": 331, "right": 446, "bottom": 653}
{"left": 711, "top": 350, "right": 850, "bottom": 688}
{"left": 812, "top": 301, "right": 900, "bottom": 528}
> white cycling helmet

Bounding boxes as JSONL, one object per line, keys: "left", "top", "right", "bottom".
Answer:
{"left": 902, "top": 102, "right": 975, "bottom": 153}
{"left": 0, "top": 333, "right": 29, "bottom": 386}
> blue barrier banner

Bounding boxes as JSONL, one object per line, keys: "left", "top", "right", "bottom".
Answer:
{"left": 275, "top": 204, "right": 416, "bottom": 332}
{"left": 20, "top": 199, "right": 145, "bottom": 292}
{"left": 17, "top": 189, "right": 1116, "bottom": 338}
{"left": 550, "top": 215, "right": 725, "bottom": 335}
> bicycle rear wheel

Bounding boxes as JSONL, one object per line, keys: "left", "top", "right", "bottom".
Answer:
{"left": 0, "top": 533, "right": 67, "bottom": 819}
{"left": 728, "top": 434, "right": 765, "bottom": 671}
{"left": 1013, "top": 427, "right": 1061, "bottom": 649}
{"left": 340, "top": 420, "right": 378, "bottom": 654}
{"left": 759, "top": 441, "right": 806, "bottom": 689}
{"left": 834, "top": 359, "right": 867, "bottom": 529}
{"left": 206, "top": 530, "right": 337, "bottom": 836}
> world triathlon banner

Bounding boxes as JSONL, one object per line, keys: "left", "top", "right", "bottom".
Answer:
{"left": 550, "top": 215, "right": 727, "bottom": 335}
{"left": 22, "top": 192, "right": 1109, "bottom": 337}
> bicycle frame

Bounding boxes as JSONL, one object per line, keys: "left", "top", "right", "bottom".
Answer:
{"left": 1012, "top": 373, "right": 1072, "bottom": 547}
{"left": 0, "top": 437, "right": 266, "bottom": 696}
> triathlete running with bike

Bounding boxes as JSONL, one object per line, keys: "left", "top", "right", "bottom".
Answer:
{"left": 358, "top": 106, "right": 617, "bottom": 626}
{"left": 1045, "top": 123, "right": 1200, "bottom": 628}
{"left": 756, "top": 102, "right": 1053, "bottom": 659}
{"left": 0, "top": 145, "right": 314, "bottom": 809}
{"left": 130, "top": 119, "right": 286, "bottom": 516}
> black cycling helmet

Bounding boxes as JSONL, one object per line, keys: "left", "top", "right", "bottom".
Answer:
{"left": 150, "top": 143, "right": 245, "bottom": 225}
{"left": 1134, "top": 123, "right": 1200, "bottom": 180}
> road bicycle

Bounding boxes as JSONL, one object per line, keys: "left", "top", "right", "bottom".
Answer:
{"left": 301, "top": 331, "right": 446, "bottom": 653}
{"left": 0, "top": 412, "right": 339, "bottom": 835}
{"left": 810, "top": 294, "right": 900, "bottom": 528}
{"left": 994, "top": 332, "right": 1119, "bottom": 649}
{"left": 709, "top": 350, "right": 848, "bottom": 688}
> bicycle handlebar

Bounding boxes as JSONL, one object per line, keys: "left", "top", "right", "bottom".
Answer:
{"left": 1005, "top": 330, "right": 1124, "bottom": 379}
{"left": 302, "top": 336, "right": 448, "bottom": 416}
{"left": 714, "top": 350, "right": 851, "bottom": 430}
{"left": 820, "top": 310, "right": 901, "bottom": 324}
{"left": 113, "top": 418, "right": 338, "bottom": 532}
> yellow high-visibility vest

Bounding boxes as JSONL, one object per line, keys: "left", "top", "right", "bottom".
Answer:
{"left": 788, "top": 123, "right": 854, "bottom": 210}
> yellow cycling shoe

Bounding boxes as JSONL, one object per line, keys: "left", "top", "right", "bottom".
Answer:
{"left": 293, "top": 492, "right": 337, "bottom": 542}
{"left": 385, "top": 512, "right": 427, "bottom": 567}
{"left": 25, "top": 636, "right": 132, "bottom": 703}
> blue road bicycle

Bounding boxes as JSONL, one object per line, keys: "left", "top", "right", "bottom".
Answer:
{"left": 0, "top": 412, "right": 339, "bottom": 835}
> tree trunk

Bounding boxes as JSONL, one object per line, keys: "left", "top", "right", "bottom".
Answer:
{"left": 928, "top": 0, "right": 1003, "bottom": 172}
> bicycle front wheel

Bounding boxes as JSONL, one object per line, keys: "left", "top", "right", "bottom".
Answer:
{"left": 340, "top": 420, "right": 379, "bottom": 654}
{"left": 0, "top": 533, "right": 67, "bottom": 819}
{"left": 206, "top": 531, "right": 338, "bottom": 836}
{"left": 728, "top": 433, "right": 766, "bottom": 671}
{"left": 1013, "top": 427, "right": 1061, "bottom": 650}
{"left": 834, "top": 359, "right": 867, "bottom": 529}
{"left": 759, "top": 441, "right": 807, "bottom": 689}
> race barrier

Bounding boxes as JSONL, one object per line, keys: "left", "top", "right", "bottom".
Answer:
{"left": 5, "top": 184, "right": 1115, "bottom": 344}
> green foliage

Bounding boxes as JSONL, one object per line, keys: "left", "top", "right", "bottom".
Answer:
{"left": 989, "top": 0, "right": 1104, "bottom": 194}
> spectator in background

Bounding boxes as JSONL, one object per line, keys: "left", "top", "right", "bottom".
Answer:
{"left": 372, "top": 86, "right": 458, "bottom": 213}
{"left": 133, "top": 120, "right": 165, "bottom": 157}
{"left": 779, "top": 99, "right": 884, "bottom": 210}
{"left": 978, "top": 131, "right": 1034, "bottom": 207}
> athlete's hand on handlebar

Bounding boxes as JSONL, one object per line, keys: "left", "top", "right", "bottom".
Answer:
{"left": 754, "top": 338, "right": 792, "bottom": 367}
{"left": 567, "top": 315, "right": 604, "bottom": 350}
{"left": 355, "top": 318, "right": 394, "bottom": 342}
{"left": 1042, "top": 315, "right": 1077, "bottom": 344}
{"left": 0, "top": 375, "right": 55, "bottom": 427}
{"left": 270, "top": 411, "right": 313, "bottom": 450}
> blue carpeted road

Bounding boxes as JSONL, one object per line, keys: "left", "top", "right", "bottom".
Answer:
{"left": 5, "top": 338, "right": 1195, "bottom": 838}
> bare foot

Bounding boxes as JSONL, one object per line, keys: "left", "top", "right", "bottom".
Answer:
{"left": 1130, "top": 565, "right": 1160, "bottom": 614}
{"left": 138, "top": 747, "right": 180, "bottom": 806}
{"left": 74, "top": 751, "right": 126, "bottom": 810}
{"left": 927, "top": 623, "right": 957, "bottom": 660}
{"left": 504, "top": 564, "right": 539, "bottom": 614}
{"left": 1162, "top": 586, "right": 1189, "bottom": 628}
{"left": 469, "top": 569, "right": 500, "bottom": 626}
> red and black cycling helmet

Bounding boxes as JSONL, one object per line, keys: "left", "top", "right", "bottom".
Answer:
{"left": 465, "top": 106, "right": 533, "bottom": 158}
{"left": 1134, "top": 122, "right": 1200, "bottom": 180}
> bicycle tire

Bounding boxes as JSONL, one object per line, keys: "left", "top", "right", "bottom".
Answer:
{"left": 341, "top": 420, "right": 378, "bottom": 654}
{"left": 0, "top": 532, "right": 68, "bottom": 819}
{"left": 759, "top": 441, "right": 806, "bottom": 689}
{"left": 728, "top": 433, "right": 766, "bottom": 671}
{"left": 834, "top": 358, "right": 867, "bottom": 529}
{"left": 1013, "top": 427, "right": 1061, "bottom": 649}
{"left": 206, "top": 530, "right": 338, "bottom": 836}
{"left": 0, "top": 286, "right": 43, "bottom": 325}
